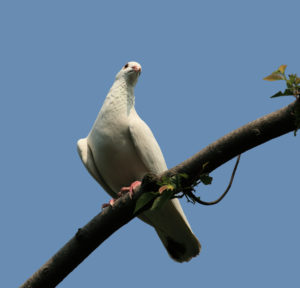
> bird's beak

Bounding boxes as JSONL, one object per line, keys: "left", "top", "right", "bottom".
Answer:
{"left": 132, "top": 65, "right": 142, "bottom": 74}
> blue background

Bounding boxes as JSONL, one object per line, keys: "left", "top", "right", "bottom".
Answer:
{"left": 1, "top": 1, "right": 299, "bottom": 287}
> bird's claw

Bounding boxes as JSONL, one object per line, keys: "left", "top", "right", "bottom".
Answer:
{"left": 120, "top": 181, "right": 141, "bottom": 198}
{"left": 102, "top": 181, "right": 141, "bottom": 209}
{"left": 101, "top": 198, "right": 116, "bottom": 209}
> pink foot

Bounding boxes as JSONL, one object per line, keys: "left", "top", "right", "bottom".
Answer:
{"left": 120, "top": 181, "right": 141, "bottom": 198}
{"left": 101, "top": 198, "right": 116, "bottom": 209}
{"left": 102, "top": 181, "right": 141, "bottom": 209}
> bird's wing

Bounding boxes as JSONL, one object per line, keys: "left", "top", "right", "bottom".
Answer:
{"left": 129, "top": 112, "right": 201, "bottom": 262}
{"left": 129, "top": 112, "right": 189, "bottom": 213}
{"left": 128, "top": 111, "right": 189, "bottom": 219}
{"left": 129, "top": 112, "right": 167, "bottom": 174}
{"left": 77, "top": 138, "right": 116, "bottom": 198}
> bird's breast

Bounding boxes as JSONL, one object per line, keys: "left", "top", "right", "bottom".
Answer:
{"left": 87, "top": 118, "right": 147, "bottom": 194}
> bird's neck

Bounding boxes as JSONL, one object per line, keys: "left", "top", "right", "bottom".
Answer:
{"left": 106, "top": 78, "right": 135, "bottom": 114}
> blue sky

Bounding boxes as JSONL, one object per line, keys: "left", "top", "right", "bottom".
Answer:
{"left": 1, "top": 1, "right": 299, "bottom": 287}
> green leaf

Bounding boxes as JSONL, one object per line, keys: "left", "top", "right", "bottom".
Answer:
{"left": 202, "top": 162, "right": 209, "bottom": 169}
{"left": 270, "top": 89, "right": 294, "bottom": 98}
{"left": 264, "top": 65, "right": 287, "bottom": 81}
{"left": 278, "top": 65, "right": 287, "bottom": 74}
{"left": 150, "top": 189, "right": 174, "bottom": 211}
{"left": 288, "top": 74, "right": 297, "bottom": 82}
{"left": 295, "top": 77, "right": 300, "bottom": 85}
{"left": 134, "top": 192, "right": 158, "bottom": 214}
{"left": 199, "top": 174, "right": 213, "bottom": 185}
{"left": 158, "top": 184, "right": 175, "bottom": 193}
{"left": 270, "top": 91, "right": 285, "bottom": 98}
{"left": 179, "top": 173, "right": 189, "bottom": 179}
{"left": 263, "top": 72, "right": 285, "bottom": 81}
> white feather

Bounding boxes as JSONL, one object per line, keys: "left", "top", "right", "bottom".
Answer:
{"left": 77, "top": 61, "right": 201, "bottom": 262}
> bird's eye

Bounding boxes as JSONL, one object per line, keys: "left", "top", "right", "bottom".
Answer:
{"left": 124, "top": 63, "right": 129, "bottom": 69}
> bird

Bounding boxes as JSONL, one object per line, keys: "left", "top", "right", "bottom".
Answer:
{"left": 77, "top": 61, "right": 201, "bottom": 262}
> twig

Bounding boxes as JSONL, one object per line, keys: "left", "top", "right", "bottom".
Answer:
{"left": 185, "top": 154, "right": 241, "bottom": 205}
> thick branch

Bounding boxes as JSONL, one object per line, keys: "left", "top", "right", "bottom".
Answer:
{"left": 20, "top": 100, "right": 299, "bottom": 288}
{"left": 163, "top": 100, "right": 299, "bottom": 183}
{"left": 20, "top": 193, "right": 139, "bottom": 288}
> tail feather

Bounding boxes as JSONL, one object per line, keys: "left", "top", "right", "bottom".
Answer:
{"left": 142, "top": 198, "right": 201, "bottom": 262}
{"left": 155, "top": 229, "right": 201, "bottom": 262}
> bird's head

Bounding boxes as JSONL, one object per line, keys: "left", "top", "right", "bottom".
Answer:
{"left": 115, "top": 61, "right": 142, "bottom": 86}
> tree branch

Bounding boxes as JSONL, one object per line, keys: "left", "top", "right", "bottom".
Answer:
{"left": 20, "top": 100, "right": 300, "bottom": 288}
{"left": 163, "top": 100, "right": 299, "bottom": 182}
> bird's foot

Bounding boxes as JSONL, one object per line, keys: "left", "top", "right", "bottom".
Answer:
{"left": 119, "top": 181, "right": 141, "bottom": 198}
{"left": 102, "top": 181, "right": 141, "bottom": 209}
{"left": 101, "top": 198, "right": 117, "bottom": 209}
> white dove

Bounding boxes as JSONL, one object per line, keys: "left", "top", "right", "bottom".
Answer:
{"left": 77, "top": 61, "right": 201, "bottom": 262}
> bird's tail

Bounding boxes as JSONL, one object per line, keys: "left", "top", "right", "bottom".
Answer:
{"left": 140, "top": 198, "right": 201, "bottom": 262}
